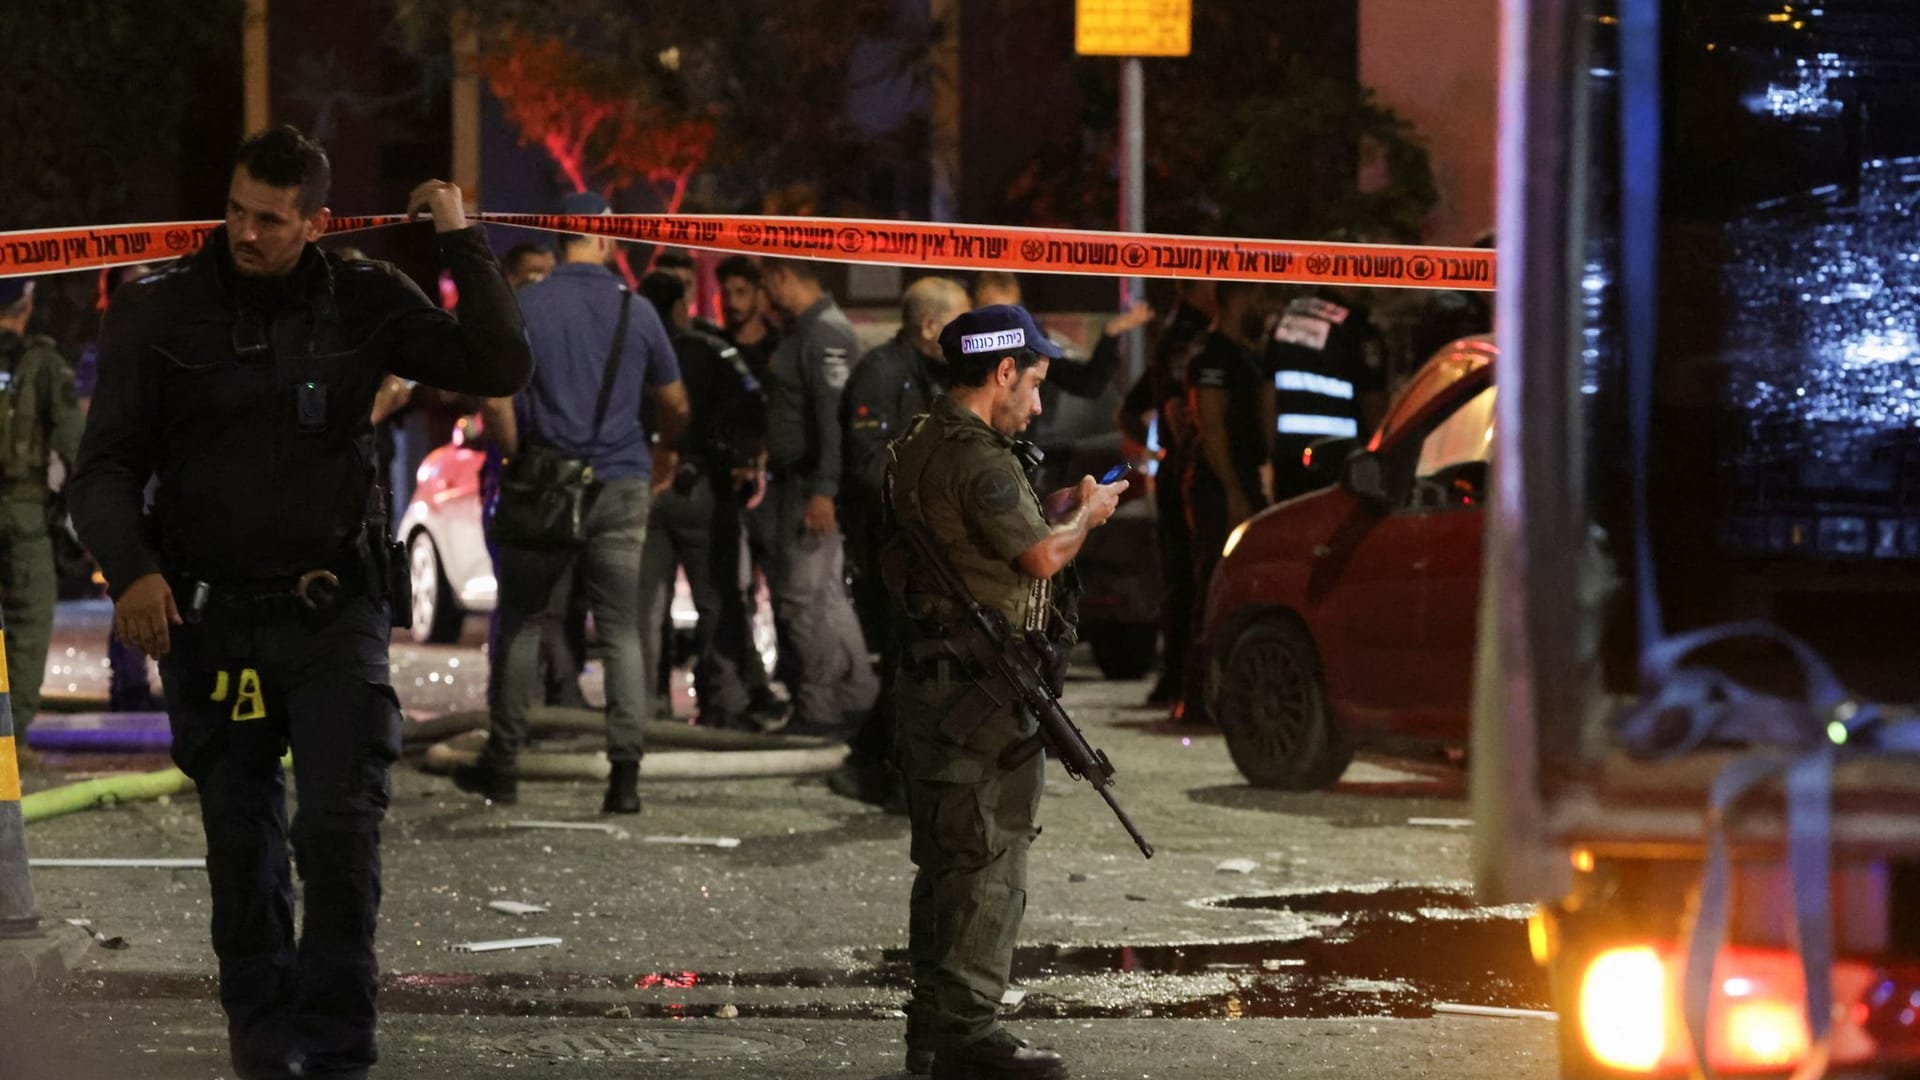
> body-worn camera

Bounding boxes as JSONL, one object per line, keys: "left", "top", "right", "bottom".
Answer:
{"left": 297, "top": 380, "right": 328, "bottom": 433}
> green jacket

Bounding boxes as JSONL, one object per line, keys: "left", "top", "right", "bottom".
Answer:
{"left": 888, "top": 393, "right": 1054, "bottom": 633}
{"left": 0, "top": 330, "right": 83, "bottom": 503}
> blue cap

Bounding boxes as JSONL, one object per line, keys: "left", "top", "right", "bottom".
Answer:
{"left": 938, "top": 304, "right": 1063, "bottom": 366}
{"left": 558, "top": 190, "right": 611, "bottom": 216}
{"left": 0, "top": 278, "right": 32, "bottom": 308}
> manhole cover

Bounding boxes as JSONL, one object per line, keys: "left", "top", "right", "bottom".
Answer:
{"left": 492, "top": 1025, "right": 806, "bottom": 1060}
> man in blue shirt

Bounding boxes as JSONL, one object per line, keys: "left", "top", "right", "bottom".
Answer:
{"left": 457, "top": 192, "right": 690, "bottom": 814}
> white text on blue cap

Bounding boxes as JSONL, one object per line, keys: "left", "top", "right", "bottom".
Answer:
{"left": 960, "top": 328, "right": 1027, "bottom": 355}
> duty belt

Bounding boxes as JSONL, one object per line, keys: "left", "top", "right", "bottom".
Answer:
{"left": 175, "top": 564, "right": 360, "bottom": 625}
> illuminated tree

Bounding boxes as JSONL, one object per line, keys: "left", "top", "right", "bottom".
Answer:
{"left": 474, "top": 28, "right": 714, "bottom": 213}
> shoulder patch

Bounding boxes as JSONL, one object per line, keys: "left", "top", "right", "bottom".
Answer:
{"left": 971, "top": 467, "right": 1023, "bottom": 514}
{"left": 822, "top": 346, "right": 851, "bottom": 390}
{"left": 1274, "top": 313, "right": 1332, "bottom": 352}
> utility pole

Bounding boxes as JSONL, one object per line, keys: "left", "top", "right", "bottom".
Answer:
{"left": 451, "top": 10, "right": 483, "bottom": 205}
{"left": 1074, "top": 1, "right": 1191, "bottom": 385}
{"left": 243, "top": 0, "right": 270, "bottom": 134}
{"left": 929, "top": 0, "right": 962, "bottom": 223}
{"left": 1121, "top": 56, "right": 1145, "bottom": 380}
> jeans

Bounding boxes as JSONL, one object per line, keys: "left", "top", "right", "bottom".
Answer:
{"left": 487, "top": 476, "right": 651, "bottom": 764}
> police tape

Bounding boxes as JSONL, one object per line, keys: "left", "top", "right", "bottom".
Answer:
{"left": 0, "top": 212, "right": 1495, "bottom": 291}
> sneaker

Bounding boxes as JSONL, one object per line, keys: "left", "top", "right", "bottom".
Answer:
{"left": 451, "top": 761, "right": 518, "bottom": 804}
{"left": 931, "top": 1030, "right": 1066, "bottom": 1079}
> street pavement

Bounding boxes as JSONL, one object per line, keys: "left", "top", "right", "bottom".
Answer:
{"left": 4, "top": 603, "right": 1559, "bottom": 1079}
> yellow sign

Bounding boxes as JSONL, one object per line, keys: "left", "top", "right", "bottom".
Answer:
{"left": 1075, "top": 0, "right": 1192, "bottom": 57}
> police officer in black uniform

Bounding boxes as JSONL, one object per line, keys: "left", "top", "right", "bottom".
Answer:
{"left": 1178, "top": 282, "right": 1274, "bottom": 722}
{"left": 1266, "top": 284, "right": 1389, "bottom": 502}
{"left": 69, "top": 126, "right": 532, "bottom": 1080}
{"left": 1116, "top": 281, "right": 1215, "bottom": 707}
{"left": 828, "top": 274, "right": 970, "bottom": 806}
{"left": 636, "top": 270, "right": 767, "bottom": 728}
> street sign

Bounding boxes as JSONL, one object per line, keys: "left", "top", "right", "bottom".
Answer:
{"left": 1075, "top": 0, "right": 1192, "bottom": 58}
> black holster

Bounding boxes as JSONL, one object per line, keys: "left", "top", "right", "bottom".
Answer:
{"left": 358, "top": 485, "right": 410, "bottom": 629}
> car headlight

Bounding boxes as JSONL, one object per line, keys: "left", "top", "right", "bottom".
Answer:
{"left": 1223, "top": 521, "right": 1250, "bottom": 559}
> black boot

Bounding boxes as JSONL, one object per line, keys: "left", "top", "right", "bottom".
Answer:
{"left": 931, "top": 1030, "right": 1066, "bottom": 1079}
{"left": 451, "top": 760, "right": 517, "bottom": 804}
{"left": 602, "top": 760, "right": 641, "bottom": 815}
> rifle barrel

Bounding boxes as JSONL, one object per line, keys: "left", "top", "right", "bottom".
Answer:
{"left": 1100, "top": 786, "right": 1155, "bottom": 859}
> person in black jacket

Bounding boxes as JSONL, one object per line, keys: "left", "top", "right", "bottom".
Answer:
{"left": 1115, "top": 282, "right": 1215, "bottom": 707}
{"left": 69, "top": 125, "right": 532, "bottom": 1080}
{"left": 827, "top": 274, "right": 969, "bottom": 808}
{"left": 635, "top": 270, "right": 767, "bottom": 729}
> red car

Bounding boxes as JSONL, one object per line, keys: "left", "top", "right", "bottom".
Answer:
{"left": 1202, "top": 336, "right": 1495, "bottom": 789}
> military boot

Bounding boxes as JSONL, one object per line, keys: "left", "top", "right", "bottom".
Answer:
{"left": 602, "top": 760, "right": 641, "bottom": 814}
{"left": 931, "top": 1030, "right": 1066, "bottom": 1079}
{"left": 451, "top": 760, "right": 518, "bottom": 804}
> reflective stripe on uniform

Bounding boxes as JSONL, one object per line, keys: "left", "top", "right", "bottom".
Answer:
{"left": 1277, "top": 414, "right": 1359, "bottom": 437}
{"left": 1273, "top": 370, "right": 1355, "bottom": 400}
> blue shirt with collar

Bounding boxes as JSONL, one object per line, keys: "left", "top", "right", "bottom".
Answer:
{"left": 514, "top": 260, "right": 681, "bottom": 479}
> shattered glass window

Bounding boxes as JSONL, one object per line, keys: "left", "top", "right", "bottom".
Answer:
{"left": 1669, "top": 2, "right": 1920, "bottom": 562}
{"left": 1584, "top": 2, "right": 1920, "bottom": 696}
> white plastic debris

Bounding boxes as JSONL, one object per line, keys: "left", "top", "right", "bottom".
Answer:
{"left": 65, "top": 918, "right": 130, "bottom": 950}
{"left": 31, "top": 857, "right": 205, "bottom": 869}
{"left": 1001, "top": 987, "right": 1027, "bottom": 1006}
{"left": 1407, "top": 817, "right": 1474, "bottom": 829}
{"left": 450, "top": 936, "right": 563, "bottom": 954}
{"left": 507, "top": 820, "right": 629, "bottom": 839}
{"left": 1433, "top": 1003, "right": 1556, "bottom": 1020}
{"left": 642, "top": 835, "right": 742, "bottom": 849}
{"left": 1214, "top": 858, "right": 1259, "bottom": 875}
{"left": 486, "top": 900, "right": 550, "bottom": 916}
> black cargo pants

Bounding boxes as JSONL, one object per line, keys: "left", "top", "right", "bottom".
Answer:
{"left": 638, "top": 470, "right": 754, "bottom": 724}
{"left": 159, "top": 592, "right": 401, "bottom": 1080}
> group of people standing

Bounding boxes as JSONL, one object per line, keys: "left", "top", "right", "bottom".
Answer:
{"left": 446, "top": 190, "right": 895, "bottom": 814}
{"left": 1118, "top": 280, "right": 1390, "bottom": 723}
{"left": 20, "top": 119, "right": 1198, "bottom": 1080}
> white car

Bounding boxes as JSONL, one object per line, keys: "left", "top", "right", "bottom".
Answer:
{"left": 398, "top": 423, "right": 776, "bottom": 675}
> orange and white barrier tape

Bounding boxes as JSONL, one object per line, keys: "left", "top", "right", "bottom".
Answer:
{"left": 0, "top": 212, "right": 1494, "bottom": 292}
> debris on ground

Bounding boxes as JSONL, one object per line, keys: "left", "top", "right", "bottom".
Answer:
{"left": 449, "top": 936, "right": 564, "bottom": 954}
{"left": 64, "top": 918, "right": 130, "bottom": 950}
{"left": 31, "top": 857, "right": 205, "bottom": 870}
{"left": 642, "top": 835, "right": 741, "bottom": 849}
{"left": 507, "top": 820, "right": 630, "bottom": 839}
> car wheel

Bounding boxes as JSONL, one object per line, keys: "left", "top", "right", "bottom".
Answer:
{"left": 409, "top": 531, "right": 465, "bottom": 644}
{"left": 1087, "top": 624, "right": 1158, "bottom": 680}
{"left": 1214, "top": 617, "right": 1352, "bottom": 790}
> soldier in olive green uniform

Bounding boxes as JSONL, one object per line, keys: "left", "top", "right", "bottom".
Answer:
{"left": 887, "top": 306, "right": 1128, "bottom": 1080}
{"left": 0, "top": 279, "right": 85, "bottom": 743}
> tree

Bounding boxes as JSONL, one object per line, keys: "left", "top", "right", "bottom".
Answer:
{"left": 983, "top": 2, "right": 1436, "bottom": 244}
{"left": 474, "top": 28, "right": 714, "bottom": 213}
{"left": 399, "top": 0, "right": 931, "bottom": 216}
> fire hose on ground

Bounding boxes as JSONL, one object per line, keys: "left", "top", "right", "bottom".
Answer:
{"left": 19, "top": 707, "right": 845, "bottom": 825}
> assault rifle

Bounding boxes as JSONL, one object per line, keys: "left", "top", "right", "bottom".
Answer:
{"left": 900, "top": 519, "right": 1154, "bottom": 859}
